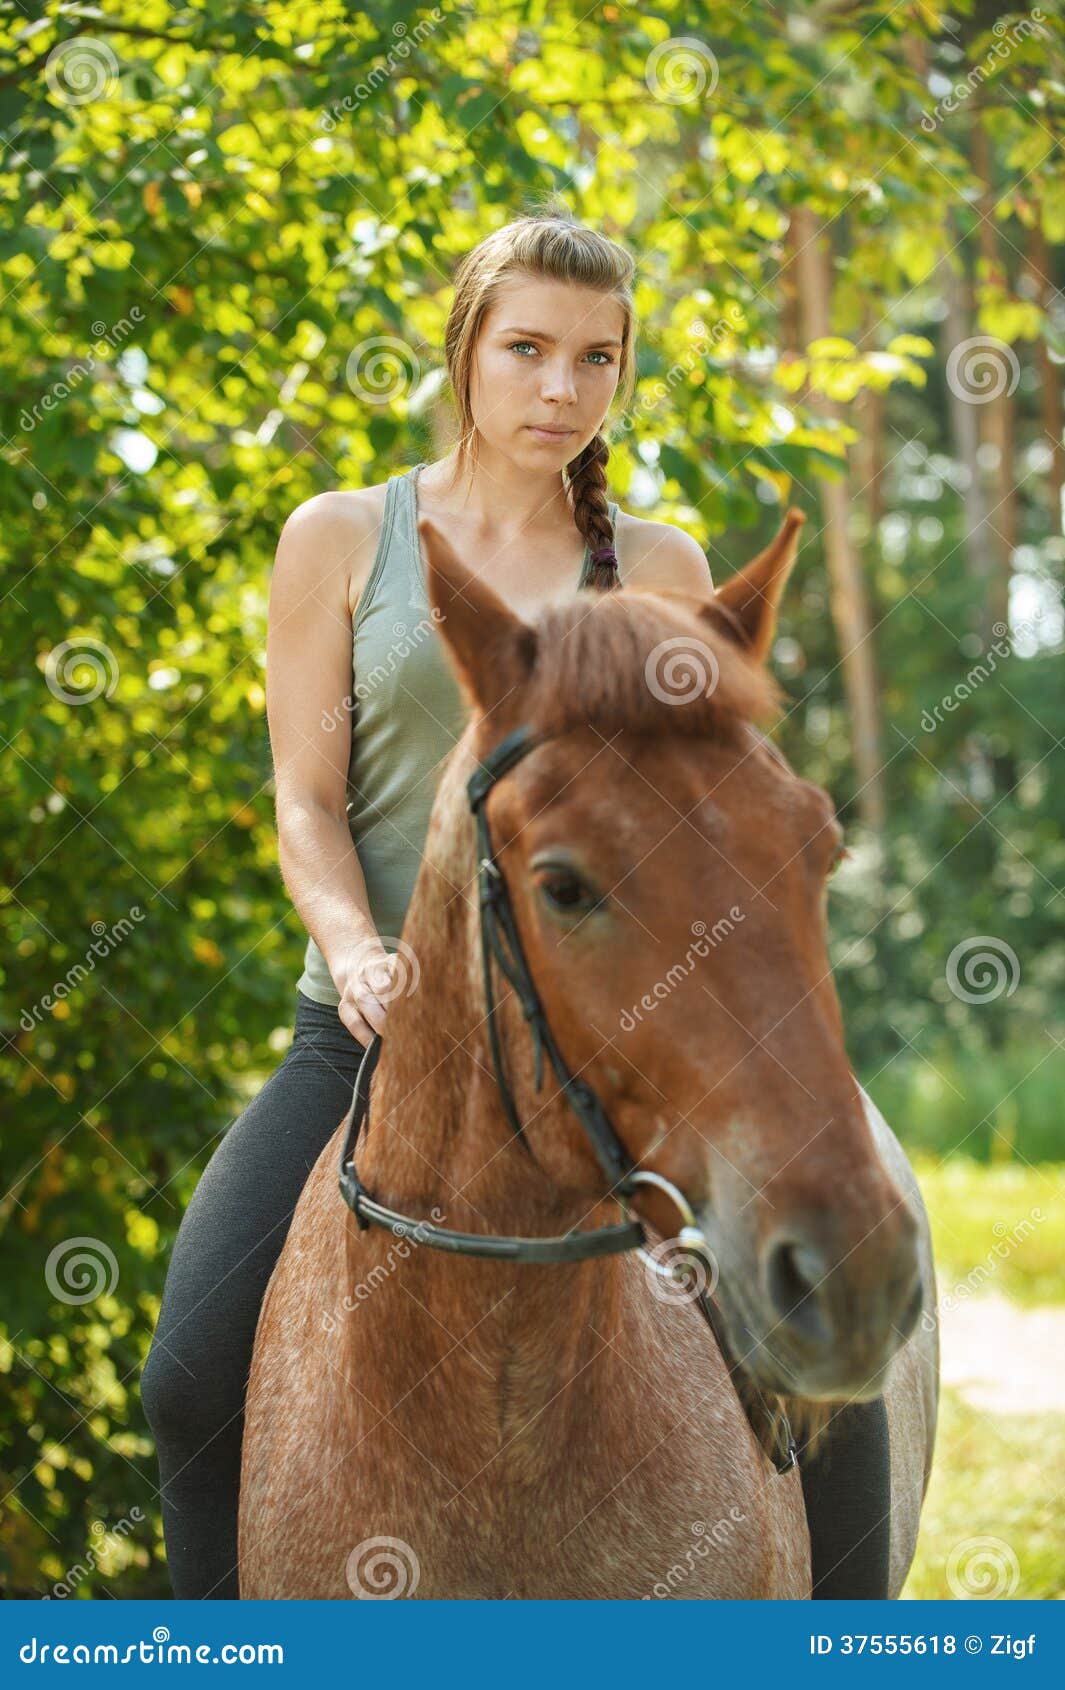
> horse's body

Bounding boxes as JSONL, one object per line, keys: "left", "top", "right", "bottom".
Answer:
{"left": 238, "top": 1092, "right": 935, "bottom": 1599}
{"left": 239, "top": 1138, "right": 810, "bottom": 1598}
{"left": 239, "top": 513, "right": 939, "bottom": 1598}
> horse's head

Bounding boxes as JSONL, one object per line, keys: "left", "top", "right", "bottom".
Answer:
{"left": 418, "top": 508, "right": 921, "bottom": 1403}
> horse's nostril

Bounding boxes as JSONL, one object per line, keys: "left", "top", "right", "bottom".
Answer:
{"left": 898, "top": 1271, "right": 924, "bottom": 1337}
{"left": 764, "top": 1236, "right": 832, "bottom": 1346}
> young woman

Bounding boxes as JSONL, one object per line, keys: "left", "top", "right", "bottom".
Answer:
{"left": 140, "top": 206, "right": 891, "bottom": 1601}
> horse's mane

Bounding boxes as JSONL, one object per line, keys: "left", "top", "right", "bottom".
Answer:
{"left": 515, "top": 587, "right": 786, "bottom": 743}
{"left": 429, "top": 584, "right": 787, "bottom": 891}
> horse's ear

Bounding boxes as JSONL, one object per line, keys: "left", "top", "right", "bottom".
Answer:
{"left": 696, "top": 508, "right": 806, "bottom": 664}
{"left": 419, "top": 514, "right": 538, "bottom": 714}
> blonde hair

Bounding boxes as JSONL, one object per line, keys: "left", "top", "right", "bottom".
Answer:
{"left": 440, "top": 199, "right": 637, "bottom": 592}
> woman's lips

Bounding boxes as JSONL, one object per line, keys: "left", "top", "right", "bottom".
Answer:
{"left": 527, "top": 425, "right": 575, "bottom": 440}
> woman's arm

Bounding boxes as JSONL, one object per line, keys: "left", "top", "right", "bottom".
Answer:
{"left": 266, "top": 492, "right": 395, "bottom": 1043}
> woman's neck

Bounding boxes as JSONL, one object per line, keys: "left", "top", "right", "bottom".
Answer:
{"left": 419, "top": 449, "right": 577, "bottom": 539}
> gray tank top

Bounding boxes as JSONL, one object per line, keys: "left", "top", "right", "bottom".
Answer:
{"left": 296, "top": 461, "right": 619, "bottom": 1006}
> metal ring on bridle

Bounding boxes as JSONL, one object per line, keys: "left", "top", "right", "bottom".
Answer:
{"left": 619, "top": 1169, "right": 713, "bottom": 1282}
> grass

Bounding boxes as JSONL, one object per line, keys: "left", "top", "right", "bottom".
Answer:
{"left": 911, "top": 1156, "right": 1065, "bottom": 1307}
{"left": 902, "top": 1389, "right": 1065, "bottom": 1599}
{"left": 897, "top": 1155, "right": 1065, "bottom": 1600}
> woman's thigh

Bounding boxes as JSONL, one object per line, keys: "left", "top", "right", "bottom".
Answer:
{"left": 143, "top": 992, "right": 365, "bottom": 1432}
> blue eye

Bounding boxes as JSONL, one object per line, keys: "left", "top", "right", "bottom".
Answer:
{"left": 506, "top": 341, "right": 615, "bottom": 365}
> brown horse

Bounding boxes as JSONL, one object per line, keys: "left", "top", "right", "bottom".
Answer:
{"left": 239, "top": 511, "right": 939, "bottom": 1599}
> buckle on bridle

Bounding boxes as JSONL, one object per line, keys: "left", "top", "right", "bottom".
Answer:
{"left": 478, "top": 855, "right": 504, "bottom": 897}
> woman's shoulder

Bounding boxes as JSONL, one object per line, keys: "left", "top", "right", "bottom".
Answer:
{"left": 275, "top": 479, "right": 397, "bottom": 621}
{"left": 614, "top": 508, "right": 714, "bottom": 593}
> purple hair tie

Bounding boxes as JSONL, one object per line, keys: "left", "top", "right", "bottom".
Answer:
{"left": 589, "top": 545, "right": 617, "bottom": 567}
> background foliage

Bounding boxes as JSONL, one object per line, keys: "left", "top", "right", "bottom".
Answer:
{"left": 1, "top": 0, "right": 1062, "bottom": 1597}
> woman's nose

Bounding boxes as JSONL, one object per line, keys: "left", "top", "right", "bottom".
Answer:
{"left": 540, "top": 362, "right": 578, "bottom": 403}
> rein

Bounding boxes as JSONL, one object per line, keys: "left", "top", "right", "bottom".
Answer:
{"left": 337, "top": 722, "right": 796, "bottom": 1473}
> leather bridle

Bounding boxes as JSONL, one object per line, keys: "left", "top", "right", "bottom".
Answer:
{"left": 338, "top": 722, "right": 797, "bottom": 1472}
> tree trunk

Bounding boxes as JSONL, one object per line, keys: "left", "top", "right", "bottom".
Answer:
{"left": 971, "top": 113, "right": 1016, "bottom": 633}
{"left": 940, "top": 238, "right": 1016, "bottom": 795}
{"left": 940, "top": 235, "right": 996, "bottom": 626}
{"left": 789, "top": 203, "right": 885, "bottom": 835}
{"left": 1025, "top": 209, "right": 1065, "bottom": 535}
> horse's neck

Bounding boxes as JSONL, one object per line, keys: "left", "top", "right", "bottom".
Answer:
{"left": 344, "top": 800, "right": 642, "bottom": 1439}
{"left": 346, "top": 995, "right": 638, "bottom": 1451}
{"left": 355, "top": 751, "right": 608, "bottom": 1244}
{"left": 351, "top": 893, "right": 628, "bottom": 1314}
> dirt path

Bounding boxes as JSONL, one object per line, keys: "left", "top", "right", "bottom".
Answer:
{"left": 938, "top": 1290, "right": 1065, "bottom": 1415}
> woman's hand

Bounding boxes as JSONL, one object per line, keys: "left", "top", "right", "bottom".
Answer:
{"left": 332, "top": 937, "right": 400, "bottom": 1045}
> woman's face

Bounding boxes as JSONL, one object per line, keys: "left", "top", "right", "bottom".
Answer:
{"left": 469, "top": 273, "right": 625, "bottom": 469}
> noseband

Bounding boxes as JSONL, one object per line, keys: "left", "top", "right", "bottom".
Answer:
{"left": 337, "top": 722, "right": 796, "bottom": 1472}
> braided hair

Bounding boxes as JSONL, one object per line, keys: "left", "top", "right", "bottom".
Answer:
{"left": 566, "top": 431, "right": 620, "bottom": 594}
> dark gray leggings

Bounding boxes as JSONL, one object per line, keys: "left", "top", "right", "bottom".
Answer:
{"left": 140, "top": 988, "right": 890, "bottom": 1599}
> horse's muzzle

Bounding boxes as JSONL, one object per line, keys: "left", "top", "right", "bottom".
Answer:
{"left": 703, "top": 1200, "right": 924, "bottom": 1402}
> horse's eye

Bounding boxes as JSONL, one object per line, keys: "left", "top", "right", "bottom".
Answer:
{"left": 537, "top": 870, "right": 601, "bottom": 914}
